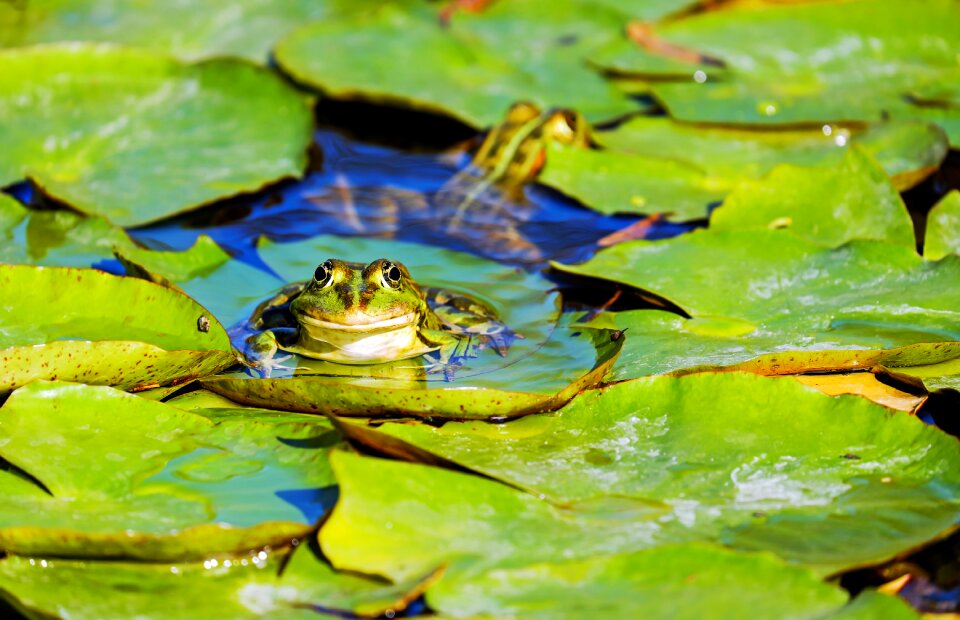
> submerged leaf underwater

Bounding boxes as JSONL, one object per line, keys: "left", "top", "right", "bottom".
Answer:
{"left": 1, "top": 0, "right": 960, "bottom": 618}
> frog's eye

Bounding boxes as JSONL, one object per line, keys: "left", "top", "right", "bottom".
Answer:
{"left": 381, "top": 261, "right": 403, "bottom": 289}
{"left": 314, "top": 261, "right": 333, "bottom": 287}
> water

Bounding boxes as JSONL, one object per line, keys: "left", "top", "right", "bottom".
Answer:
{"left": 129, "top": 128, "right": 694, "bottom": 274}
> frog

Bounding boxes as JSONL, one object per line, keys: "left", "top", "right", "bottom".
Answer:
{"left": 435, "top": 102, "right": 590, "bottom": 261}
{"left": 241, "top": 258, "right": 515, "bottom": 378}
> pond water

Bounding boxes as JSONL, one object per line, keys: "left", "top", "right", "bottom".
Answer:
{"left": 129, "top": 124, "right": 696, "bottom": 275}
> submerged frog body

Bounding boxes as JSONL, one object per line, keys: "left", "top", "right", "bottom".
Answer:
{"left": 243, "top": 258, "right": 515, "bottom": 377}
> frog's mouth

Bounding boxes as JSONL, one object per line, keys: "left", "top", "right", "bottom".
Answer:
{"left": 296, "top": 312, "right": 418, "bottom": 332}
{"left": 293, "top": 311, "right": 436, "bottom": 364}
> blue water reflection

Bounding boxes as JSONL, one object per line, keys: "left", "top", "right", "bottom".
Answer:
{"left": 131, "top": 129, "right": 695, "bottom": 272}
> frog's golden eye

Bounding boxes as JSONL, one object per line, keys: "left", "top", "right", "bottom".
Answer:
{"left": 381, "top": 261, "right": 402, "bottom": 289}
{"left": 314, "top": 261, "right": 333, "bottom": 287}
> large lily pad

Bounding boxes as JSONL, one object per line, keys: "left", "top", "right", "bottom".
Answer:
{"left": 552, "top": 230, "right": 960, "bottom": 381}
{"left": 0, "top": 0, "right": 398, "bottom": 63}
{"left": 118, "top": 234, "right": 622, "bottom": 419}
{"left": 640, "top": 0, "right": 960, "bottom": 138}
{"left": 0, "top": 264, "right": 234, "bottom": 393}
{"left": 710, "top": 147, "right": 914, "bottom": 248}
{"left": 540, "top": 142, "right": 723, "bottom": 220}
{"left": 925, "top": 190, "right": 960, "bottom": 260}
{"left": 0, "top": 44, "right": 313, "bottom": 226}
{"left": 0, "top": 382, "right": 339, "bottom": 559}
{"left": 0, "top": 194, "right": 138, "bottom": 268}
{"left": 594, "top": 117, "right": 948, "bottom": 192}
{"left": 322, "top": 374, "right": 960, "bottom": 581}
{"left": 430, "top": 545, "right": 850, "bottom": 619}
{"left": 0, "top": 542, "right": 432, "bottom": 619}
{"left": 274, "top": 2, "right": 638, "bottom": 127}
{"left": 542, "top": 133, "right": 924, "bottom": 223}
{"left": 0, "top": 195, "right": 232, "bottom": 276}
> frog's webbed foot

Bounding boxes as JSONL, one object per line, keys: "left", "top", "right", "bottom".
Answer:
{"left": 469, "top": 323, "right": 522, "bottom": 358}
{"left": 246, "top": 353, "right": 293, "bottom": 379}
{"left": 422, "top": 352, "right": 464, "bottom": 382}
{"left": 241, "top": 329, "right": 295, "bottom": 378}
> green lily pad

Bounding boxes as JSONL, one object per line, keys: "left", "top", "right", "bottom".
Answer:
{"left": 829, "top": 591, "right": 919, "bottom": 620}
{"left": 540, "top": 142, "right": 723, "bottom": 219}
{"left": 274, "top": 2, "right": 637, "bottom": 127}
{"left": 0, "top": 543, "right": 432, "bottom": 619}
{"left": 0, "top": 264, "right": 234, "bottom": 393}
{"left": 0, "top": 193, "right": 139, "bottom": 268}
{"left": 167, "top": 389, "right": 354, "bottom": 425}
{"left": 910, "top": 105, "right": 960, "bottom": 148}
{"left": 203, "top": 333, "right": 619, "bottom": 420}
{"left": 552, "top": 230, "right": 960, "bottom": 381}
{"left": 116, "top": 235, "right": 232, "bottom": 289}
{"left": 321, "top": 373, "right": 960, "bottom": 580}
{"left": 119, "top": 234, "right": 622, "bottom": 419}
{"left": 711, "top": 147, "right": 914, "bottom": 248}
{"left": 0, "top": 44, "right": 313, "bottom": 226}
{"left": 925, "top": 190, "right": 960, "bottom": 260}
{"left": 594, "top": 117, "right": 948, "bottom": 192}
{"left": 894, "top": 348, "right": 960, "bottom": 394}
{"left": 641, "top": 0, "right": 960, "bottom": 137}
{"left": 0, "top": 381, "right": 339, "bottom": 559}
{"left": 540, "top": 120, "right": 943, "bottom": 220}
{"left": 0, "top": 0, "right": 398, "bottom": 63}
{"left": 0, "top": 196, "right": 233, "bottom": 279}
{"left": 428, "top": 545, "right": 850, "bottom": 619}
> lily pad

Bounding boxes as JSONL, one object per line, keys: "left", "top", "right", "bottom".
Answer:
{"left": 540, "top": 121, "right": 943, "bottom": 220}
{"left": 710, "top": 147, "right": 914, "bottom": 248}
{"left": 552, "top": 230, "right": 960, "bottom": 381}
{"left": 274, "top": 2, "right": 638, "bottom": 127}
{"left": 594, "top": 117, "right": 948, "bottom": 192}
{"left": 540, "top": 142, "right": 723, "bottom": 220}
{"left": 0, "top": 264, "right": 234, "bottom": 393}
{"left": 0, "top": 44, "right": 313, "bottom": 226}
{"left": 641, "top": 0, "right": 960, "bottom": 136}
{"left": 119, "top": 234, "right": 622, "bottom": 419}
{"left": 0, "top": 196, "right": 233, "bottom": 279}
{"left": 322, "top": 373, "right": 960, "bottom": 580}
{"left": 116, "top": 235, "right": 232, "bottom": 288}
{"left": 910, "top": 105, "right": 960, "bottom": 148}
{"left": 0, "top": 543, "right": 432, "bottom": 619}
{"left": 925, "top": 190, "right": 960, "bottom": 260}
{"left": 428, "top": 545, "right": 852, "bottom": 619}
{"left": 0, "top": 0, "right": 398, "bottom": 63}
{"left": 0, "top": 193, "right": 138, "bottom": 268}
{"left": 830, "top": 591, "right": 919, "bottom": 620}
{"left": 793, "top": 372, "right": 925, "bottom": 414}
{"left": 0, "top": 381, "right": 339, "bottom": 559}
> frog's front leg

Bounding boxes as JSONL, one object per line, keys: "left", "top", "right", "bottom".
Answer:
{"left": 420, "top": 329, "right": 471, "bottom": 381}
{"left": 242, "top": 328, "right": 295, "bottom": 378}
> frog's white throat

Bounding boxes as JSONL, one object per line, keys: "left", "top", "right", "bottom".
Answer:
{"left": 295, "top": 312, "right": 437, "bottom": 364}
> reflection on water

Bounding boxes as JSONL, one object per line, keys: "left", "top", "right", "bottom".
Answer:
{"left": 130, "top": 129, "right": 692, "bottom": 271}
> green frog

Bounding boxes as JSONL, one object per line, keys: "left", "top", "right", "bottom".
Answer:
{"left": 436, "top": 102, "right": 590, "bottom": 261}
{"left": 242, "top": 258, "right": 514, "bottom": 378}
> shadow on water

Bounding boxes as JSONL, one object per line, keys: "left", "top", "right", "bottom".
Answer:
{"left": 275, "top": 485, "right": 339, "bottom": 524}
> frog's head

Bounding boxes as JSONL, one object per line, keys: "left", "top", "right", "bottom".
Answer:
{"left": 537, "top": 107, "right": 590, "bottom": 149}
{"left": 289, "top": 258, "right": 437, "bottom": 363}
{"left": 291, "top": 258, "right": 426, "bottom": 327}
{"left": 485, "top": 103, "right": 592, "bottom": 184}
